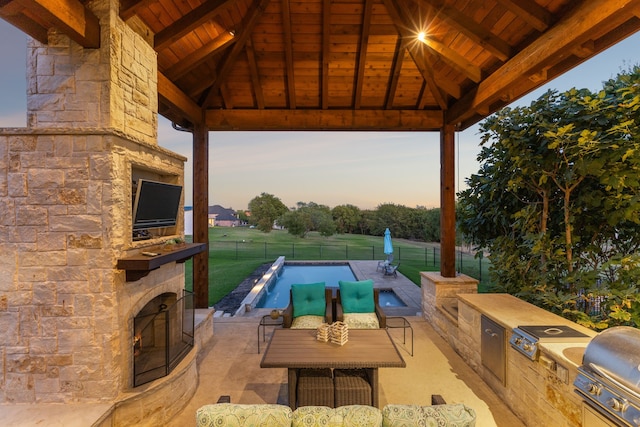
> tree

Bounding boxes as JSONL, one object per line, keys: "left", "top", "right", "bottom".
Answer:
{"left": 331, "top": 204, "right": 362, "bottom": 234}
{"left": 458, "top": 65, "right": 640, "bottom": 329}
{"left": 279, "top": 201, "right": 336, "bottom": 238}
{"left": 247, "top": 193, "right": 289, "bottom": 233}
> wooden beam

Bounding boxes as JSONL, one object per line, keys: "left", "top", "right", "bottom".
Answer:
{"left": 0, "top": 2, "right": 49, "bottom": 44}
{"left": 419, "top": 35, "right": 482, "bottom": 82}
{"left": 205, "top": 109, "right": 443, "bottom": 130}
{"left": 415, "top": 0, "right": 512, "bottom": 62}
{"left": 17, "top": 0, "right": 100, "bottom": 47}
{"left": 245, "top": 38, "right": 265, "bottom": 109}
{"left": 382, "top": 0, "right": 449, "bottom": 108}
{"left": 281, "top": 0, "right": 296, "bottom": 109}
{"left": 494, "top": 0, "right": 551, "bottom": 33}
{"left": 353, "top": 0, "right": 373, "bottom": 109}
{"left": 157, "top": 71, "right": 202, "bottom": 125}
{"left": 162, "top": 31, "right": 236, "bottom": 80}
{"left": 192, "top": 120, "right": 209, "bottom": 309}
{"left": 440, "top": 122, "right": 456, "bottom": 277}
{"left": 447, "top": 0, "right": 640, "bottom": 126}
{"left": 202, "top": 0, "right": 270, "bottom": 108}
{"left": 385, "top": 37, "right": 405, "bottom": 109}
{"left": 154, "top": 0, "right": 233, "bottom": 51}
{"left": 119, "top": 0, "right": 154, "bottom": 22}
{"left": 321, "top": 0, "right": 330, "bottom": 109}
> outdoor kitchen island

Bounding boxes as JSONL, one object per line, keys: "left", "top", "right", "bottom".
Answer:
{"left": 453, "top": 293, "right": 599, "bottom": 427}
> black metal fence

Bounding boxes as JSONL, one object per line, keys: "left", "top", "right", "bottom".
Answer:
{"left": 209, "top": 241, "right": 488, "bottom": 283}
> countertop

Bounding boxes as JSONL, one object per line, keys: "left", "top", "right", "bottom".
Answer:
{"left": 457, "top": 293, "right": 596, "bottom": 368}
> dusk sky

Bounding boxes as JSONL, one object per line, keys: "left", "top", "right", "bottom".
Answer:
{"left": 1, "top": 20, "right": 639, "bottom": 211}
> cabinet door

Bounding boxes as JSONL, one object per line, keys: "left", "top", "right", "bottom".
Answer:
{"left": 583, "top": 403, "right": 617, "bottom": 427}
{"left": 480, "top": 315, "right": 506, "bottom": 385}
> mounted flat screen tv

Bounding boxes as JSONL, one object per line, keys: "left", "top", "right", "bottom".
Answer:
{"left": 132, "top": 179, "right": 182, "bottom": 231}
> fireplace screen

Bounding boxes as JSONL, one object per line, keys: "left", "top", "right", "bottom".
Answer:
{"left": 133, "top": 290, "right": 194, "bottom": 387}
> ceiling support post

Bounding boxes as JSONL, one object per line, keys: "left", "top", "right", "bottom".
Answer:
{"left": 440, "top": 123, "right": 456, "bottom": 277}
{"left": 193, "top": 120, "right": 209, "bottom": 308}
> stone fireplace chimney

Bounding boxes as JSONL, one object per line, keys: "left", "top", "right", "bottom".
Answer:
{"left": 0, "top": 0, "right": 197, "bottom": 414}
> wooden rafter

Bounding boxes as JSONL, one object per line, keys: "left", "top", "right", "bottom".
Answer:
{"left": 494, "top": 0, "right": 551, "bottom": 33}
{"left": 353, "top": 0, "right": 373, "bottom": 109}
{"left": 383, "top": 0, "right": 449, "bottom": 108}
{"left": 2, "top": 0, "right": 99, "bottom": 47}
{"left": 206, "top": 109, "right": 443, "bottom": 130}
{"left": 0, "top": 1, "right": 48, "bottom": 43}
{"left": 385, "top": 37, "right": 405, "bottom": 109}
{"left": 281, "top": 0, "right": 296, "bottom": 109}
{"left": 245, "top": 38, "right": 265, "bottom": 109}
{"left": 419, "top": 35, "right": 482, "bottom": 83}
{"left": 447, "top": 0, "right": 640, "bottom": 126}
{"left": 202, "top": 0, "right": 271, "bottom": 108}
{"left": 120, "top": 0, "right": 154, "bottom": 22}
{"left": 162, "top": 31, "right": 236, "bottom": 80}
{"left": 158, "top": 71, "right": 203, "bottom": 125}
{"left": 414, "top": 0, "right": 512, "bottom": 62}
{"left": 321, "top": 0, "right": 330, "bottom": 109}
{"left": 154, "top": 0, "right": 234, "bottom": 51}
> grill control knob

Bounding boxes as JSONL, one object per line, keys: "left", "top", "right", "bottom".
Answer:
{"left": 608, "top": 398, "right": 628, "bottom": 413}
{"left": 587, "top": 383, "right": 601, "bottom": 395}
{"left": 523, "top": 343, "right": 532, "bottom": 352}
{"left": 514, "top": 337, "right": 523, "bottom": 346}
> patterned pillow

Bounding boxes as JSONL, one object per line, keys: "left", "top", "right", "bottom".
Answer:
{"left": 342, "top": 313, "right": 380, "bottom": 329}
{"left": 382, "top": 403, "right": 476, "bottom": 427}
{"left": 196, "top": 403, "right": 293, "bottom": 427}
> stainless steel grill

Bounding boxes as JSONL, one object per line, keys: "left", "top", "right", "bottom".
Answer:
{"left": 574, "top": 326, "right": 640, "bottom": 426}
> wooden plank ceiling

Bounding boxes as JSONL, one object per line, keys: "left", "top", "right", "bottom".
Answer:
{"left": 2, "top": 0, "right": 640, "bottom": 131}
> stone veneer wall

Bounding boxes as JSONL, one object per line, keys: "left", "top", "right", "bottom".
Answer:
{"left": 0, "top": 130, "right": 185, "bottom": 403}
{"left": 26, "top": 0, "right": 158, "bottom": 145}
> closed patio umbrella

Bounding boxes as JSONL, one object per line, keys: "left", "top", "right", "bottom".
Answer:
{"left": 383, "top": 228, "right": 393, "bottom": 261}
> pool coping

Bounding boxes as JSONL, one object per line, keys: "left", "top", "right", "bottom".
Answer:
{"left": 235, "top": 258, "right": 422, "bottom": 317}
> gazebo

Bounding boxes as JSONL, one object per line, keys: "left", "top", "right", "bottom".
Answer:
{"left": 2, "top": 0, "right": 638, "bottom": 307}
{"left": 1, "top": 0, "right": 639, "bottom": 414}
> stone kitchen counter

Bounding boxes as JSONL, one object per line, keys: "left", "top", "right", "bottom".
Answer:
{"left": 456, "top": 293, "right": 598, "bottom": 426}
{"left": 458, "top": 293, "right": 597, "bottom": 337}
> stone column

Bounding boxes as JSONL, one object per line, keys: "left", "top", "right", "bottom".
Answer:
{"left": 26, "top": 0, "right": 158, "bottom": 145}
{"left": 421, "top": 272, "right": 478, "bottom": 349}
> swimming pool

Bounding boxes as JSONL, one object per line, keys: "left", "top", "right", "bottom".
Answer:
{"left": 255, "top": 263, "right": 407, "bottom": 309}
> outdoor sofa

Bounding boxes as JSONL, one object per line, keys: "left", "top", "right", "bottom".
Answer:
{"left": 196, "top": 401, "right": 476, "bottom": 426}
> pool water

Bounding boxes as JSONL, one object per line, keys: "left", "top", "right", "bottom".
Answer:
{"left": 255, "top": 264, "right": 406, "bottom": 309}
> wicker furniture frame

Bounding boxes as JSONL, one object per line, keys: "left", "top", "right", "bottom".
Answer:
{"left": 260, "top": 328, "right": 405, "bottom": 409}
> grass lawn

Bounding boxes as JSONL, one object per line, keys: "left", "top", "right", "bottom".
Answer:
{"left": 186, "top": 228, "right": 492, "bottom": 306}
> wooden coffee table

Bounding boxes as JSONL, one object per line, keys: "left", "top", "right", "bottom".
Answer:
{"left": 260, "top": 328, "right": 406, "bottom": 409}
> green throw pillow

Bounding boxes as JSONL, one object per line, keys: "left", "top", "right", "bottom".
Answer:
{"left": 339, "top": 279, "right": 374, "bottom": 313}
{"left": 291, "top": 282, "right": 327, "bottom": 318}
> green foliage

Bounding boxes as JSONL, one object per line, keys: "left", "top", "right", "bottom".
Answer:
{"left": 458, "top": 65, "right": 640, "bottom": 330}
{"left": 332, "top": 204, "right": 362, "bottom": 234}
{"left": 247, "top": 192, "right": 288, "bottom": 233}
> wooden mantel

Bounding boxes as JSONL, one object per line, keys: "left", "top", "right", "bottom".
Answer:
{"left": 117, "top": 242, "right": 206, "bottom": 282}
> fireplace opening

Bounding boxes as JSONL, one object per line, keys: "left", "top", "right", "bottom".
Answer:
{"left": 133, "top": 290, "right": 194, "bottom": 387}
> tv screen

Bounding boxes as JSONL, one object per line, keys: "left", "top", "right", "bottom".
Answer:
{"left": 132, "top": 179, "right": 182, "bottom": 231}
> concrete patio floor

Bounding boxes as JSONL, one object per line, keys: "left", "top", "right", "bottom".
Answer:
{"left": 168, "top": 314, "right": 525, "bottom": 426}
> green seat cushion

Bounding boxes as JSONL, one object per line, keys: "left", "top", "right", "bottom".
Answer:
{"left": 291, "top": 282, "right": 326, "bottom": 318}
{"left": 338, "top": 280, "right": 375, "bottom": 313}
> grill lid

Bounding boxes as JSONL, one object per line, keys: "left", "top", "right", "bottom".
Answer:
{"left": 582, "top": 326, "right": 640, "bottom": 395}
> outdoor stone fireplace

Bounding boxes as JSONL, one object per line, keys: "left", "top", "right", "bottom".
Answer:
{"left": 0, "top": 0, "right": 206, "bottom": 422}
